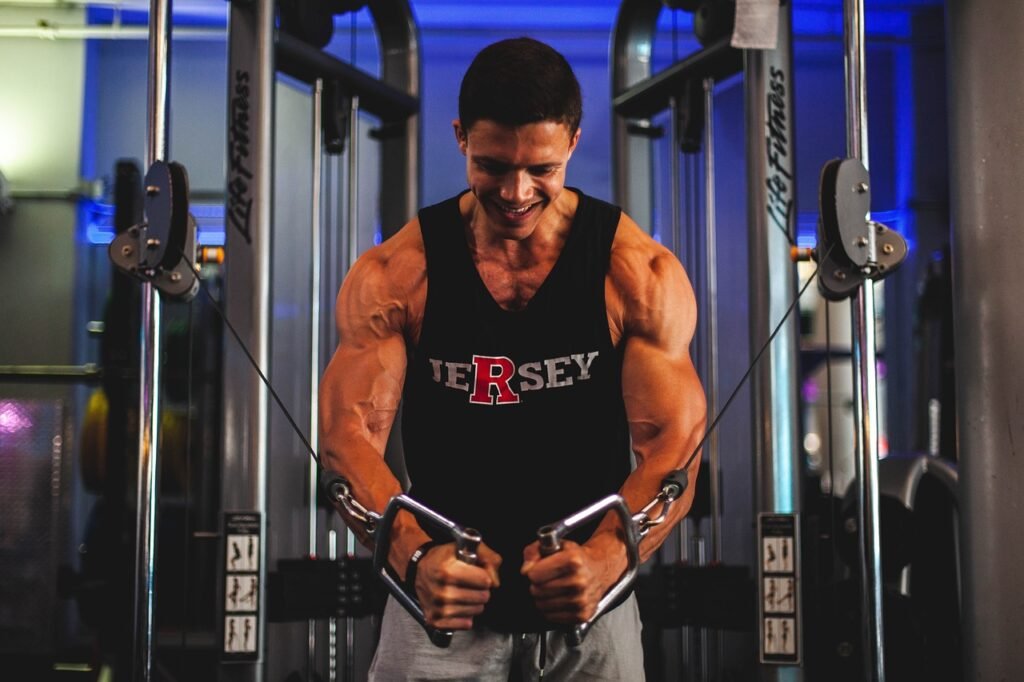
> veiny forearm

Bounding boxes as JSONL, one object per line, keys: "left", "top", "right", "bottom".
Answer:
{"left": 583, "top": 407, "right": 706, "bottom": 585}
{"left": 321, "top": 411, "right": 435, "bottom": 577}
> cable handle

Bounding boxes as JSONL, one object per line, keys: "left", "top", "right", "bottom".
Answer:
{"left": 536, "top": 494, "right": 640, "bottom": 646}
{"left": 372, "top": 494, "right": 481, "bottom": 648}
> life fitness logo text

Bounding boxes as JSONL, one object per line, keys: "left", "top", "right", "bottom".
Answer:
{"left": 428, "top": 352, "right": 600, "bottom": 405}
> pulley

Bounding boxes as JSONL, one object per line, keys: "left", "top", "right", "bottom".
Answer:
{"left": 814, "top": 158, "right": 908, "bottom": 300}
{"left": 108, "top": 160, "right": 198, "bottom": 301}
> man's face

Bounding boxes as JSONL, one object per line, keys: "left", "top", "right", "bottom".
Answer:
{"left": 454, "top": 119, "right": 580, "bottom": 239}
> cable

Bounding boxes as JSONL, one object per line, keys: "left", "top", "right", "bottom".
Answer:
{"left": 178, "top": 250, "right": 322, "bottom": 468}
{"left": 677, "top": 245, "right": 834, "bottom": 475}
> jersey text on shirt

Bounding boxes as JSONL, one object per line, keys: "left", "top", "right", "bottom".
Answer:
{"left": 427, "top": 351, "right": 600, "bottom": 405}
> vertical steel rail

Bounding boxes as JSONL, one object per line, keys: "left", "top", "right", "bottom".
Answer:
{"left": 346, "top": 96, "right": 361, "bottom": 272}
{"left": 668, "top": 95, "right": 684, "bottom": 557}
{"left": 702, "top": 76, "right": 721, "bottom": 682}
{"left": 843, "top": 0, "right": 885, "bottom": 679}
{"left": 329, "top": 529, "right": 339, "bottom": 682}
{"left": 610, "top": 0, "right": 662, "bottom": 228}
{"left": 703, "top": 77, "right": 721, "bottom": 564}
{"left": 308, "top": 78, "right": 325, "bottom": 681}
{"left": 745, "top": 1, "right": 801, "bottom": 677}
{"left": 223, "top": 0, "right": 274, "bottom": 674}
{"left": 344, "top": 94, "right": 360, "bottom": 682}
{"left": 668, "top": 96, "right": 681, "bottom": 257}
{"left": 367, "top": 0, "right": 421, "bottom": 239}
{"left": 668, "top": 95, "right": 691, "bottom": 679}
{"left": 133, "top": 0, "right": 171, "bottom": 677}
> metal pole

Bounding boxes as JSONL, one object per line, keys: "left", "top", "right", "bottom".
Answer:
{"left": 745, "top": 1, "right": 801, "bottom": 677}
{"left": 703, "top": 77, "right": 721, "bottom": 564}
{"left": 222, "top": 0, "right": 274, "bottom": 674}
{"left": 346, "top": 96, "right": 360, "bottom": 272}
{"left": 668, "top": 93, "right": 685, "bottom": 561}
{"left": 133, "top": 285, "right": 161, "bottom": 682}
{"left": 668, "top": 96, "right": 681, "bottom": 267}
{"left": 610, "top": 0, "right": 661, "bottom": 228}
{"left": 344, "top": 93, "right": 360, "bottom": 682}
{"left": 308, "top": 77, "right": 324, "bottom": 681}
{"left": 329, "top": 529, "right": 338, "bottom": 682}
{"left": 702, "top": 76, "right": 722, "bottom": 682}
{"left": 133, "top": 0, "right": 170, "bottom": 676}
{"left": 669, "top": 94, "right": 690, "bottom": 679}
{"left": 843, "top": 0, "right": 885, "bottom": 679}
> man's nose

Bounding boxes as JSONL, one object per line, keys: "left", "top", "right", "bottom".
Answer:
{"left": 500, "top": 170, "right": 532, "bottom": 204}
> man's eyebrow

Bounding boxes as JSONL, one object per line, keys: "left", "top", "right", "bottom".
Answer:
{"left": 472, "top": 156, "right": 561, "bottom": 169}
{"left": 472, "top": 155, "right": 509, "bottom": 165}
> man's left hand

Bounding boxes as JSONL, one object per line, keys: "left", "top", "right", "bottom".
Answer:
{"left": 520, "top": 537, "right": 625, "bottom": 624}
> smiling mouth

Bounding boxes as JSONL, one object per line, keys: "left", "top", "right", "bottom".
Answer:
{"left": 495, "top": 201, "right": 541, "bottom": 219}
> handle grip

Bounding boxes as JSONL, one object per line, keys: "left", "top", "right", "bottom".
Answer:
{"left": 535, "top": 494, "right": 640, "bottom": 646}
{"left": 372, "top": 495, "right": 480, "bottom": 648}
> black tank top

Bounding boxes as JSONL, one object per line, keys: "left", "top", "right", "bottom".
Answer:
{"left": 401, "top": 189, "right": 632, "bottom": 632}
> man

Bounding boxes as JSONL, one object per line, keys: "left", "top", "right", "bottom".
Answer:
{"left": 319, "top": 37, "right": 706, "bottom": 680}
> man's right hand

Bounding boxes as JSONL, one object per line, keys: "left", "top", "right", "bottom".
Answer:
{"left": 413, "top": 542, "right": 502, "bottom": 630}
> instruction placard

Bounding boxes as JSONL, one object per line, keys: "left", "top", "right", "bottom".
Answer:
{"left": 758, "top": 513, "right": 801, "bottom": 665}
{"left": 222, "top": 512, "right": 262, "bottom": 662}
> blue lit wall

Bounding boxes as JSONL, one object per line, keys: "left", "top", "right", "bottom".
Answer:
{"left": 79, "top": 0, "right": 932, "bottom": 247}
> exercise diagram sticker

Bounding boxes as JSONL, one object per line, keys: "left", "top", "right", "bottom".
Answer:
{"left": 222, "top": 512, "right": 262, "bottom": 662}
{"left": 227, "top": 533, "right": 259, "bottom": 572}
{"left": 759, "top": 513, "right": 801, "bottom": 665}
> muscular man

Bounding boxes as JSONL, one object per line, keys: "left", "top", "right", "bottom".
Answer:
{"left": 319, "top": 37, "right": 706, "bottom": 680}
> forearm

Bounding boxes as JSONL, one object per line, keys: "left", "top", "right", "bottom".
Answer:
{"left": 584, "top": 420, "right": 705, "bottom": 579}
{"left": 321, "top": 420, "right": 432, "bottom": 579}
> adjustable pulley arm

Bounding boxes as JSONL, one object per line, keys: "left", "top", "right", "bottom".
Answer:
{"left": 109, "top": 160, "right": 199, "bottom": 301}
{"left": 536, "top": 469, "right": 689, "bottom": 646}
{"left": 812, "top": 157, "right": 908, "bottom": 300}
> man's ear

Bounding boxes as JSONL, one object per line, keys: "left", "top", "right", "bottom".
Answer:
{"left": 567, "top": 127, "right": 581, "bottom": 158}
{"left": 453, "top": 120, "right": 468, "bottom": 155}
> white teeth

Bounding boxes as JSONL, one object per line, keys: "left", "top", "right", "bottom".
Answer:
{"left": 503, "top": 205, "right": 532, "bottom": 215}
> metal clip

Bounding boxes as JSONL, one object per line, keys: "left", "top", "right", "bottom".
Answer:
{"left": 633, "top": 469, "right": 689, "bottom": 538}
{"left": 322, "top": 472, "right": 382, "bottom": 535}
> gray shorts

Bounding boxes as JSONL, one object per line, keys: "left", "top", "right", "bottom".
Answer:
{"left": 368, "top": 594, "right": 645, "bottom": 681}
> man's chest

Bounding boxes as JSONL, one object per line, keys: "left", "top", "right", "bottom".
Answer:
{"left": 474, "top": 259, "right": 550, "bottom": 311}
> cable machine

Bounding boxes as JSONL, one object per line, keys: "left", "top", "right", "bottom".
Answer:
{"left": 111, "top": 0, "right": 420, "bottom": 679}
{"left": 611, "top": 1, "right": 910, "bottom": 680}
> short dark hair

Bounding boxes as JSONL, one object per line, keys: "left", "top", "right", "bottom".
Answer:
{"left": 458, "top": 37, "right": 582, "bottom": 135}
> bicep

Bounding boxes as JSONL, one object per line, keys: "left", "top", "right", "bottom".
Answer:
{"left": 319, "top": 261, "right": 409, "bottom": 456}
{"left": 619, "top": 256, "right": 706, "bottom": 465}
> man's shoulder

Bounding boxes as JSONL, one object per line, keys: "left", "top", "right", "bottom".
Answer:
{"left": 608, "top": 213, "right": 682, "bottom": 291}
{"left": 346, "top": 219, "right": 427, "bottom": 299}
{"left": 606, "top": 212, "right": 694, "bottom": 334}
{"left": 357, "top": 219, "right": 426, "bottom": 275}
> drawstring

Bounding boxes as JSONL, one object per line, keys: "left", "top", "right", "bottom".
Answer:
{"left": 538, "top": 631, "right": 548, "bottom": 680}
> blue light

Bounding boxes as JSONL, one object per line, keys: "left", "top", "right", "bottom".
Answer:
{"left": 792, "top": 8, "right": 912, "bottom": 39}
{"left": 796, "top": 208, "right": 917, "bottom": 253}
{"left": 82, "top": 199, "right": 226, "bottom": 246}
